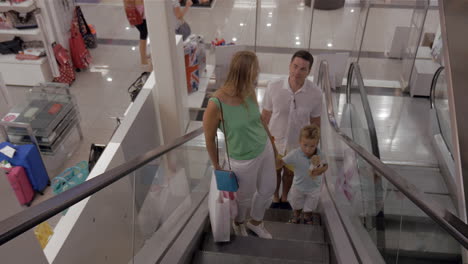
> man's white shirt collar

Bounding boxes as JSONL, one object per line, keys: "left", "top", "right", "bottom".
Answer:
{"left": 284, "top": 77, "right": 309, "bottom": 94}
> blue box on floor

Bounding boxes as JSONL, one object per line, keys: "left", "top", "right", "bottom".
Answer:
{"left": 0, "top": 142, "right": 49, "bottom": 193}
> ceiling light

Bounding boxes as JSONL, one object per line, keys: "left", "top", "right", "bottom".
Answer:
{"left": 267, "top": 23, "right": 272, "bottom": 27}
{"left": 125, "top": 26, "right": 130, "bottom": 30}
{"left": 327, "top": 43, "right": 333, "bottom": 47}
{"left": 107, "top": 77, "right": 113, "bottom": 82}
{"left": 351, "top": 9, "right": 355, "bottom": 13}
{"left": 296, "top": 36, "right": 300, "bottom": 40}
{"left": 232, "top": 37, "right": 237, "bottom": 42}
{"left": 131, "top": 46, "right": 136, "bottom": 51}
{"left": 296, "top": 41, "right": 301, "bottom": 45}
{"left": 240, "top": 23, "right": 245, "bottom": 26}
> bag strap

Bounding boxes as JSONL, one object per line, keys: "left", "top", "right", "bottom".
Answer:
{"left": 76, "top": 6, "right": 92, "bottom": 35}
{"left": 214, "top": 97, "right": 231, "bottom": 170}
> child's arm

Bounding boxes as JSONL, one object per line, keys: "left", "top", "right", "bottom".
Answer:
{"left": 309, "top": 164, "right": 328, "bottom": 178}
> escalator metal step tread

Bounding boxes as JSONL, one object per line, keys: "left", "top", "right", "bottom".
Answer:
{"left": 192, "top": 251, "right": 324, "bottom": 264}
{"left": 201, "top": 234, "right": 328, "bottom": 262}
{"left": 261, "top": 221, "right": 324, "bottom": 243}
{"left": 263, "top": 209, "right": 321, "bottom": 225}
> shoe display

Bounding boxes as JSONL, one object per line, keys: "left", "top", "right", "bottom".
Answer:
{"left": 232, "top": 222, "right": 248, "bottom": 237}
{"left": 246, "top": 221, "right": 272, "bottom": 239}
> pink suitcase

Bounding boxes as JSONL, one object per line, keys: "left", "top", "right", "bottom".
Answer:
{"left": 3, "top": 167, "right": 34, "bottom": 206}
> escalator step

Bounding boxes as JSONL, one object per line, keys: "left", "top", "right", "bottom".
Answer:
{"left": 260, "top": 221, "right": 324, "bottom": 243}
{"left": 192, "top": 251, "right": 324, "bottom": 264}
{"left": 264, "top": 209, "right": 321, "bottom": 225}
{"left": 201, "top": 235, "right": 328, "bottom": 263}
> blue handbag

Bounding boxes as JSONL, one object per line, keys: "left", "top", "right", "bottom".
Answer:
{"left": 214, "top": 97, "right": 239, "bottom": 192}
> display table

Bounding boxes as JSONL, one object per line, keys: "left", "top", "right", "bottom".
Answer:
{"left": 410, "top": 60, "right": 441, "bottom": 97}
{"left": 0, "top": 84, "right": 83, "bottom": 173}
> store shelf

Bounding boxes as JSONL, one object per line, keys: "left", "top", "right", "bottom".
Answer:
{"left": 0, "top": 27, "right": 40, "bottom": 36}
{"left": 0, "top": 54, "right": 46, "bottom": 65}
{"left": 0, "top": 0, "right": 36, "bottom": 13}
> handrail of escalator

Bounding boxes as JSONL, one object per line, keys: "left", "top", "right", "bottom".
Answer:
{"left": 430, "top": 66, "right": 445, "bottom": 109}
{"left": 0, "top": 127, "right": 205, "bottom": 246}
{"left": 319, "top": 60, "right": 468, "bottom": 249}
{"left": 345, "top": 62, "right": 380, "bottom": 159}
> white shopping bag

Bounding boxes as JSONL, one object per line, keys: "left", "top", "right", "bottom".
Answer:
{"left": 208, "top": 171, "right": 231, "bottom": 242}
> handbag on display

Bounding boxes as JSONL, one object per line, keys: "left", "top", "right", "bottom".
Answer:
{"left": 123, "top": 0, "right": 143, "bottom": 26}
{"left": 52, "top": 43, "right": 75, "bottom": 85}
{"left": 0, "top": 36, "right": 23, "bottom": 54}
{"left": 69, "top": 14, "right": 91, "bottom": 70}
{"left": 213, "top": 97, "right": 239, "bottom": 192}
{"left": 75, "top": 6, "right": 97, "bottom": 49}
{"left": 6, "top": 11, "right": 38, "bottom": 29}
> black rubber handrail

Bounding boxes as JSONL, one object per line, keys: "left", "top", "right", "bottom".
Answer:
{"left": 430, "top": 66, "right": 445, "bottom": 109}
{"left": 345, "top": 62, "right": 381, "bottom": 159}
{"left": 319, "top": 60, "right": 468, "bottom": 249}
{"left": 0, "top": 127, "right": 204, "bottom": 246}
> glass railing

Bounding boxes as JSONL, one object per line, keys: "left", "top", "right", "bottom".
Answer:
{"left": 319, "top": 60, "right": 467, "bottom": 263}
{"left": 430, "top": 67, "right": 453, "bottom": 156}
{"left": 0, "top": 127, "right": 216, "bottom": 264}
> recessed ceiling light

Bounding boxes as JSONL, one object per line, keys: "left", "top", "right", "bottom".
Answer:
{"left": 107, "top": 77, "right": 113, "bottom": 82}
{"left": 351, "top": 9, "right": 355, "bottom": 13}
{"left": 296, "top": 36, "right": 300, "bottom": 40}
{"left": 296, "top": 41, "right": 301, "bottom": 45}
{"left": 327, "top": 43, "right": 333, "bottom": 47}
{"left": 131, "top": 46, "right": 136, "bottom": 51}
{"left": 232, "top": 37, "right": 237, "bottom": 42}
{"left": 240, "top": 23, "right": 245, "bottom": 26}
{"left": 267, "top": 23, "right": 272, "bottom": 27}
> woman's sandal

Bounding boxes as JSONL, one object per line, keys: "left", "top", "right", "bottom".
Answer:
{"left": 288, "top": 216, "right": 301, "bottom": 224}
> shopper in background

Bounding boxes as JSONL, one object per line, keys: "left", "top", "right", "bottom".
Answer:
{"left": 261, "top": 50, "right": 322, "bottom": 210}
{"left": 172, "top": 0, "right": 208, "bottom": 40}
{"left": 123, "top": 0, "right": 151, "bottom": 71}
{"left": 203, "top": 51, "right": 277, "bottom": 239}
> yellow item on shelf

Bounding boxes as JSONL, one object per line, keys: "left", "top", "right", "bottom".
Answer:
{"left": 34, "top": 222, "right": 54, "bottom": 249}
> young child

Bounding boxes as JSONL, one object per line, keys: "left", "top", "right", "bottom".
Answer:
{"left": 279, "top": 124, "right": 328, "bottom": 224}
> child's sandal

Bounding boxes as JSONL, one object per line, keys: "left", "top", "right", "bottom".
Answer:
{"left": 288, "top": 216, "right": 301, "bottom": 224}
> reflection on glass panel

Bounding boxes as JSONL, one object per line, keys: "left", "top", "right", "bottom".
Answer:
{"left": 434, "top": 69, "right": 453, "bottom": 155}
{"left": 132, "top": 138, "right": 213, "bottom": 263}
{"left": 390, "top": 190, "right": 462, "bottom": 263}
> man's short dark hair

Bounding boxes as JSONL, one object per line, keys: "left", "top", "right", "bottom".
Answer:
{"left": 291, "top": 50, "right": 314, "bottom": 70}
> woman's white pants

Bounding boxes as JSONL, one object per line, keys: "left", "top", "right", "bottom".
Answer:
{"left": 228, "top": 140, "right": 276, "bottom": 222}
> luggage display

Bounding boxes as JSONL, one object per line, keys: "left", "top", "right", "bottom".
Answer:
{"left": 2, "top": 166, "right": 34, "bottom": 206}
{"left": 69, "top": 9, "right": 91, "bottom": 70}
{"left": 52, "top": 43, "right": 75, "bottom": 85}
{"left": 0, "top": 142, "right": 49, "bottom": 194}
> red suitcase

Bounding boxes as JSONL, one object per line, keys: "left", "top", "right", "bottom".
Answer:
{"left": 3, "top": 167, "right": 34, "bottom": 206}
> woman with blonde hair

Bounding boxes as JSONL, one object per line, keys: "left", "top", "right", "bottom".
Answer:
{"left": 203, "top": 51, "right": 277, "bottom": 239}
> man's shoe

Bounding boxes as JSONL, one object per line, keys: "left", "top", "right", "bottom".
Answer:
{"left": 246, "top": 221, "right": 272, "bottom": 239}
{"left": 232, "top": 222, "right": 248, "bottom": 236}
{"left": 279, "top": 201, "right": 292, "bottom": 210}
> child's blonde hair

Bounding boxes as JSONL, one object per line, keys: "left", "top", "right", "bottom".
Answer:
{"left": 299, "top": 124, "right": 320, "bottom": 141}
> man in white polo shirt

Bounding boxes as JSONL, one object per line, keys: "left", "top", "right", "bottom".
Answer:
{"left": 261, "top": 50, "right": 322, "bottom": 209}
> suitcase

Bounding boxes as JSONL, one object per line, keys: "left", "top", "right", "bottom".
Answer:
{"left": 3, "top": 166, "right": 34, "bottom": 206}
{"left": 0, "top": 142, "right": 49, "bottom": 194}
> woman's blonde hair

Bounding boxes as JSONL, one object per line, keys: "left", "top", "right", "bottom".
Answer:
{"left": 300, "top": 124, "right": 320, "bottom": 141}
{"left": 223, "top": 50, "right": 259, "bottom": 102}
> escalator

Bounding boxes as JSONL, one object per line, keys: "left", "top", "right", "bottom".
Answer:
{"left": 0, "top": 61, "right": 467, "bottom": 264}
